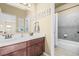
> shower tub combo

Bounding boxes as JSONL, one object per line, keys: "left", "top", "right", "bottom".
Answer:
{"left": 57, "top": 39, "right": 79, "bottom": 55}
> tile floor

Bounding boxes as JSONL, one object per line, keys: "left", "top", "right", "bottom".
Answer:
{"left": 55, "top": 47, "right": 77, "bottom": 56}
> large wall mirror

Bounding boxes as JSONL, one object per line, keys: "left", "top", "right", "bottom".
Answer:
{"left": 0, "top": 12, "right": 16, "bottom": 34}
{"left": 17, "top": 17, "right": 30, "bottom": 33}
{"left": 0, "top": 12, "right": 30, "bottom": 34}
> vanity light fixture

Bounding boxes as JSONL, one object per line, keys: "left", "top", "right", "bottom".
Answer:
{"left": 0, "top": 25, "right": 3, "bottom": 27}
{"left": 0, "top": 8, "right": 1, "bottom": 12}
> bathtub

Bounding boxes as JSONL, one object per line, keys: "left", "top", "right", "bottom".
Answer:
{"left": 58, "top": 39, "right": 79, "bottom": 55}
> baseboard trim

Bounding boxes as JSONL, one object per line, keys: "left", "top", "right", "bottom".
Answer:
{"left": 43, "top": 52, "right": 50, "bottom": 56}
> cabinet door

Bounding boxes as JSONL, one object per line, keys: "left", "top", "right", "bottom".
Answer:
{"left": 34, "top": 42, "right": 43, "bottom": 56}
{"left": 27, "top": 45, "right": 35, "bottom": 56}
{"left": 34, "top": 39, "right": 45, "bottom": 56}
{"left": 37, "top": 42, "right": 43, "bottom": 55}
{"left": 27, "top": 38, "right": 45, "bottom": 56}
{"left": 28, "top": 43, "right": 43, "bottom": 56}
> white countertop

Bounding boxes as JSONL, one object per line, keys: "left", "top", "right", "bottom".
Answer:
{"left": 0, "top": 33, "right": 45, "bottom": 47}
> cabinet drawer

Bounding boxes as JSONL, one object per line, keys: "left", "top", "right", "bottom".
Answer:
{"left": 0, "top": 42, "right": 26, "bottom": 55}
{"left": 28, "top": 37, "right": 44, "bottom": 46}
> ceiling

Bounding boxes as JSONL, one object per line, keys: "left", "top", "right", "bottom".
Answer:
{"left": 6, "top": 3, "right": 33, "bottom": 11}
{"left": 55, "top": 3, "right": 66, "bottom": 8}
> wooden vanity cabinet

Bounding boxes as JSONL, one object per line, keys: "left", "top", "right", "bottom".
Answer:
{"left": 28, "top": 37, "right": 45, "bottom": 56}
{"left": 4, "top": 48, "right": 27, "bottom": 56}
{"left": 0, "top": 41, "right": 27, "bottom": 56}
{"left": 12, "top": 48, "right": 28, "bottom": 56}
{"left": 0, "top": 37, "right": 45, "bottom": 56}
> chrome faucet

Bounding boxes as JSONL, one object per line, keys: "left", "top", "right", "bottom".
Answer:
{"left": 2, "top": 32, "right": 13, "bottom": 39}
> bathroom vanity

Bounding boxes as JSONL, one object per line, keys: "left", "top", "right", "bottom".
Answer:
{"left": 0, "top": 33, "right": 45, "bottom": 56}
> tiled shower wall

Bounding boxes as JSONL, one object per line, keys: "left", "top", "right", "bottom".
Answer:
{"left": 58, "top": 12, "right": 79, "bottom": 42}
{"left": 58, "top": 26, "right": 79, "bottom": 42}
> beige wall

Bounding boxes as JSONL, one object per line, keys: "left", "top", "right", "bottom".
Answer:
{"left": 38, "top": 15, "right": 51, "bottom": 55}
{"left": 30, "top": 4, "right": 53, "bottom": 55}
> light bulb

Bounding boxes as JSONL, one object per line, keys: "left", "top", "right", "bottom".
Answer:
{"left": 6, "top": 25, "right": 11, "bottom": 28}
{"left": 27, "top": 4, "right": 31, "bottom": 7}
